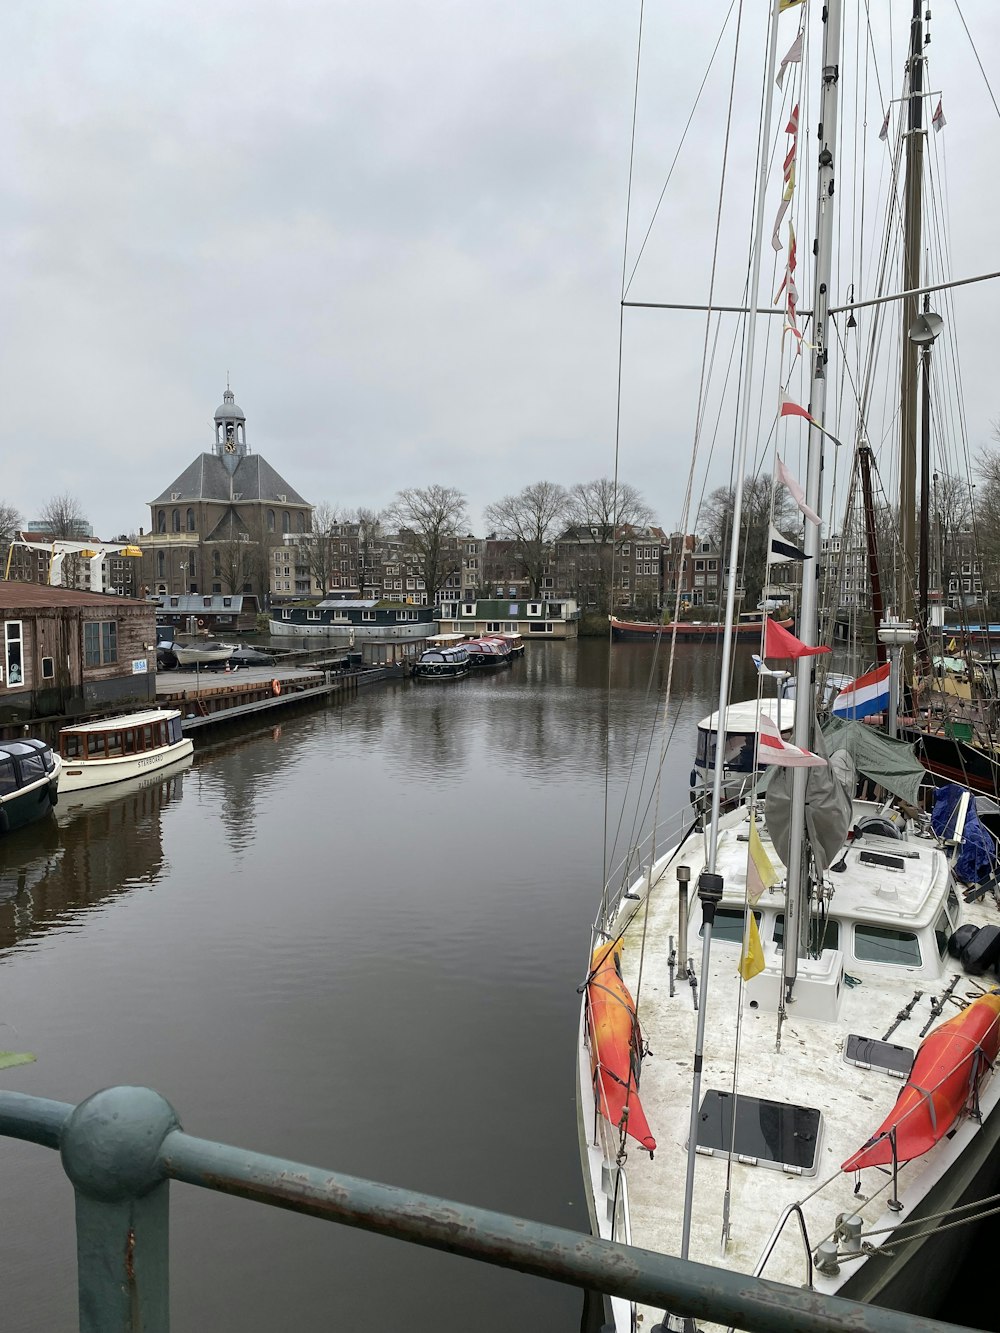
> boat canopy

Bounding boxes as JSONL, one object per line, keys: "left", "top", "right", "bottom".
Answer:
{"left": 821, "top": 717, "right": 927, "bottom": 807}
{"left": 698, "top": 698, "right": 796, "bottom": 735}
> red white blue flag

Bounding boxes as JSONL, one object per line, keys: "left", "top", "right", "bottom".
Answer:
{"left": 832, "top": 663, "right": 891, "bottom": 720}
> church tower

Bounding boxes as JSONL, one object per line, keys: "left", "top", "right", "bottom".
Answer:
{"left": 214, "top": 383, "right": 247, "bottom": 474}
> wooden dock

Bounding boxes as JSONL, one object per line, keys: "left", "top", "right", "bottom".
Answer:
{"left": 157, "top": 663, "right": 405, "bottom": 736}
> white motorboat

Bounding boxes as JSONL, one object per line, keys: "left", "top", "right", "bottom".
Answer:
{"left": 171, "top": 640, "right": 235, "bottom": 667}
{"left": 58, "top": 708, "right": 194, "bottom": 792}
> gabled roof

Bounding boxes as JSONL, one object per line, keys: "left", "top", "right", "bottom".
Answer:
{"left": 149, "top": 453, "right": 310, "bottom": 507}
{"left": 203, "top": 507, "right": 251, "bottom": 542}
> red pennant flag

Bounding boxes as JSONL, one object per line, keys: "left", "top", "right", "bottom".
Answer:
{"left": 779, "top": 391, "right": 812, "bottom": 421}
{"left": 764, "top": 615, "right": 831, "bottom": 660}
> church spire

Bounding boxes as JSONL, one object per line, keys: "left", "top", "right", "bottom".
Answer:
{"left": 213, "top": 382, "right": 247, "bottom": 470}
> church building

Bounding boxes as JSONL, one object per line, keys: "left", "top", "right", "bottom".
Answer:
{"left": 142, "top": 386, "right": 312, "bottom": 600}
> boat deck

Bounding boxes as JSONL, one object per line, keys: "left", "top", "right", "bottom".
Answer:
{"left": 580, "top": 804, "right": 1000, "bottom": 1327}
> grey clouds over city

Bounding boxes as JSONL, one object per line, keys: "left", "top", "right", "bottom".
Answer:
{"left": 3, "top": 1, "right": 999, "bottom": 539}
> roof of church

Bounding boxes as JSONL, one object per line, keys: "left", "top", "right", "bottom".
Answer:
{"left": 149, "top": 454, "right": 310, "bottom": 508}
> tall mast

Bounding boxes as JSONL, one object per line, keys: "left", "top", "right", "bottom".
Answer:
{"left": 782, "top": 0, "right": 843, "bottom": 986}
{"left": 899, "top": 0, "right": 925, "bottom": 621}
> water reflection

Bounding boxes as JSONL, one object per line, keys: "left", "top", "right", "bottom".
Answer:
{"left": 0, "top": 760, "right": 192, "bottom": 953}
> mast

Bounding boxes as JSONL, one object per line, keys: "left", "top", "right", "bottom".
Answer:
{"left": 859, "top": 445, "right": 888, "bottom": 667}
{"left": 899, "top": 0, "right": 925, "bottom": 622}
{"left": 782, "top": 0, "right": 844, "bottom": 986}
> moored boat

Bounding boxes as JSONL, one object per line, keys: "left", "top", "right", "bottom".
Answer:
{"left": 611, "top": 615, "right": 794, "bottom": 642}
{"left": 58, "top": 708, "right": 194, "bottom": 792}
{"left": 412, "top": 645, "right": 471, "bottom": 680}
{"left": 463, "top": 637, "right": 512, "bottom": 669}
{"left": 172, "top": 640, "right": 236, "bottom": 668}
{"left": 0, "top": 739, "right": 60, "bottom": 835}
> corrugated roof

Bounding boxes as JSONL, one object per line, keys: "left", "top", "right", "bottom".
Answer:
{"left": 0, "top": 581, "right": 150, "bottom": 609}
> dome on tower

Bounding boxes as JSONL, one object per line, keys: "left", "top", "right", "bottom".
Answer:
{"left": 214, "top": 387, "right": 245, "bottom": 422}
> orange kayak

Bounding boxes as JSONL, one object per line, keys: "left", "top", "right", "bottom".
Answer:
{"left": 586, "top": 938, "right": 656, "bottom": 1154}
{"left": 842, "top": 991, "right": 1000, "bottom": 1172}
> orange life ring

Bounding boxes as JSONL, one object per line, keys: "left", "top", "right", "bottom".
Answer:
{"left": 197, "top": 618, "right": 205, "bottom": 627}
{"left": 271, "top": 679, "right": 281, "bottom": 697}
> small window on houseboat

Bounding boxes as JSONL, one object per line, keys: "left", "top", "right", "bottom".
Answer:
{"left": 700, "top": 908, "right": 761, "bottom": 944}
{"left": 105, "top": 732, "right": 124, "bottom": 756}
{"left": 86, "top": 734, "right": 106, "bottom": 757}
{"left": 122, "top": 730, "right": 136, "bottom": 754}
{"left": 142, "top": 725, "right": 155, "bottom": 749}
{"left": 0, "top": 760, "right": 18, "bottom": 796}
{"left": 169, "top": 716, "right": 183, "bottom": 743}
{"left": 41, "top": 657, "right": 55, "bottom": 680}
{"left": 854, "top": 924, "right": 922, "bottom": 967}
{"left": 62, "top": 735, "right": 82, "bottom": 760}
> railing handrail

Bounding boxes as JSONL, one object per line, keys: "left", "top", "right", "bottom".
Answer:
{"left": 0, "top": 1086, "right": 981, "bottom": 1333}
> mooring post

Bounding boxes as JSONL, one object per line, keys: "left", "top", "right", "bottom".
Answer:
{"left": 59, "top": 1087, "right": 179, "bottom": 1333}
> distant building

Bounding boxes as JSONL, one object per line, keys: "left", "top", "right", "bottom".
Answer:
{"left": 141, "top": 385, "right": 312, "bottom": 602}
{"left": 5, "top": 533, "right": 142, "bottom": 599}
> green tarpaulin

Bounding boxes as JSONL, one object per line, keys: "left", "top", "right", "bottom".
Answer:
{"left": 821, "top": 717, "right": 927, "bottom": 806}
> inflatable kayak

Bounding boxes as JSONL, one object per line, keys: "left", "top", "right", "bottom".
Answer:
{"left": 586, "top": 938, "right": 656, "bottom": 1153}
{"left": 843, "top": 991, "right": 1000, "bottom": 1171}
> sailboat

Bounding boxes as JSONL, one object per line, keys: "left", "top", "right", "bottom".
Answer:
{"left": 577, "top": 2, "right": 1000, "bottom": 1328}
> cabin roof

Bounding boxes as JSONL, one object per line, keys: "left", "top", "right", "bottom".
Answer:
{"left": 60, "top": 709, "right": 181, "bottom": 734}
{"left": 0, "top": 581, "right": 148, "bottom": 610}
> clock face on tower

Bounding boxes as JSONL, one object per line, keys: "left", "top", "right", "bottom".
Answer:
{"left": 225, "top": 439, "right": 236, "bottom": 454}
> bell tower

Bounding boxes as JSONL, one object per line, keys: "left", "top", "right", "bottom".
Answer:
{"left": 213, "top": 380, "right": 247, "bottom": 473}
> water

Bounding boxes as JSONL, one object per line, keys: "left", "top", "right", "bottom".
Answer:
{"left": 0, "top": 639, "right": 732, "bottom": 1331}
{"left": 2, "top": 641, "right": 986, "bottom": 1331}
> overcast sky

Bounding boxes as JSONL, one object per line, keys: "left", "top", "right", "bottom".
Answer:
{"left": 2, "top": 1, "right": 998, "bottom": 540}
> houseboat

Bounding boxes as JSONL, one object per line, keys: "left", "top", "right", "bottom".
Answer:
{"left": 610, "top": 612, "right": 794, "bottom": 642}
{"left": 270, "top": 599, "right": 436, "bottom": 641}
{"left": 156, "top": 593, "right": 260, "bottom": 635}
{"left": 463, "top": 638, "right": 513, "bottom": 669}
{"left": 0, "top": 738, "right": 61, "bottom": 835}
{"left": 436, "top": 598, "right": 579, "bottom": 641}
{"left": 58, "top": 709, "right": 194, "bottom": 793}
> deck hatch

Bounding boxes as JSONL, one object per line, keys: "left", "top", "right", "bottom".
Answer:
{"left": 858, "top": 850, "right": 906, "bottom": 871}
{"left": 694, "top": 1090, "right": 821, "bottom": 1174}
{"left": 844, "top": 1034, "right": 914, "bottom": 1078}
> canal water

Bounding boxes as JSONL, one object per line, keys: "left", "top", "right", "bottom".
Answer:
{"left": 0, "top": 639, "right": 985, "bottom": 1331}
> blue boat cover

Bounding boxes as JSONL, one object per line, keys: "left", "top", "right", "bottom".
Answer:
{"left": 931, "top": 784, "right": 997, "bottom": 884}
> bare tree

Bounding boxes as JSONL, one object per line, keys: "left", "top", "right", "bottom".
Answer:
{"left": 698, "top": 476, "right": 793, "bottom": 609}
{"left": 566, "top": 478, "right": 653, "bottom": 541}
{"left": 355, "top": 507, "right": 386, "bottom": 597}
{"left": 217, "top": 536, "right": 254, "bottom": 595}
{"left": 302, "top": 502, "right": 344, "bottom": 596}
{"left": 388, "top": 485, "right": 468, "bottom": 607}
{"left": 39, "top": 492, "right": 88, "bottom": 539}
{"left": 484, "top": 481, "right": 568, "bottom": 597}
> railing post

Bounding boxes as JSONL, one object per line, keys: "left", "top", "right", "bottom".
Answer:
{"left": 59, "top": 1087, "right": 179, "bottom": 1333}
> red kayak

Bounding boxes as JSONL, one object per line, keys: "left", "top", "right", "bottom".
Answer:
{"left": 586, "top": 938, "right": 656, "bottom": 1154}
{"left": 842, "top": 992, "right": 1000, "bottom": 1171}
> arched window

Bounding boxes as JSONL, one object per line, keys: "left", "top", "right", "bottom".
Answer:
{"left": 157, "top": 510, "right": 166, "bottom": 534}
{"left": 186, "top": 508, "right": 195, "bottom": 532}
{"left": 157, "top": 552, "right": 165, "bottom": 578}
{"left": 189, "top": 551, "right": 197, "bottom": 579}
{"left": 281, "top": 511, "right": 290, "bottom": 533}
{"left": 267, "top": 509, "right": 275, "bottom": 533}
{"left": 296, "top": 511, "right": 305, "bottom": 533}
{"left": 171, "top": 509, "right": 181, "bottom": 533}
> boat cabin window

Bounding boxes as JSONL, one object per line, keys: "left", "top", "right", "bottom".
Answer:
{"left": 934, "top": 907, "right": 953, "bottom": 959}
{"left": 87, "top": 733, "right": 105, "bottom": 757}
{"left": 695, "top": 1089, "right": 821, "bottom": 1174}
{"left": 696, "top": 730, "right": 757, "bottom": 773}
{"left": 62, "top": 734, "right": 82, "bottom": 759}
{"left": 700, "top": 908, "right": 761, "bottom": 944}
{"left": 169, "top": 716, "right": 183, "bottom": 744}
{"left": 16, "top": 751, "right": 47, "bottom": 782}
{"left": 0, "top": 759, "right": 18, "bottom": 796}
{"left": 773, "top": 914, "right": 840, "bottom": 955}
{"left": 854, "top": 924, "right": 922, "bottom": 967}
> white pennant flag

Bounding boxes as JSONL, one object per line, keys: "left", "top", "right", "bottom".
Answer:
{"left": 757, "top": 713, "right": 826, "bottom": 768}
{"left": 776, "top": 28, "right": 803, "bottom": 89}
{"left": 878, "top": 108, "right": 890, "bottom": 141}
{"left": 932, "top": 99, "right": 947, "bottom": 133}
{"left": 777, "top": 455, "right": 821, "bottom": 526}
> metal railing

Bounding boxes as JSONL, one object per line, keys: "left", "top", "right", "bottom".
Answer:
{"left": 0, "top": 1085, "right": 981, "bottom": 1333}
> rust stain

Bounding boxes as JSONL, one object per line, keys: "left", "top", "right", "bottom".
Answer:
{"left": 125, "top": 1227, "right": 136, "bottom": 1282}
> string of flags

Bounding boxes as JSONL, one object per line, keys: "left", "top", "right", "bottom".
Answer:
{"left": 879, "top": 97, "right": 946, "bottom": 142}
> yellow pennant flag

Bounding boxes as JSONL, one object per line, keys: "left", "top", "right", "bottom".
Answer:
{"left": 739, "top": 912, "right": 766, "bottom": 982}
{"left": 747, "top": 820, "right": 779, "bottom": 905}
{"left": 778, "top": 0, "right": 805, "bottom": 10}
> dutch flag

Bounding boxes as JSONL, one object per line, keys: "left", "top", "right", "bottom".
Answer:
{"left": 832, "top": 663, "right": 891, "bottom": 720}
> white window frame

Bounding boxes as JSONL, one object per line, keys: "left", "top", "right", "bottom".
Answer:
{"left": 4, "top": 621, "right": 24, "bottom": 688}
